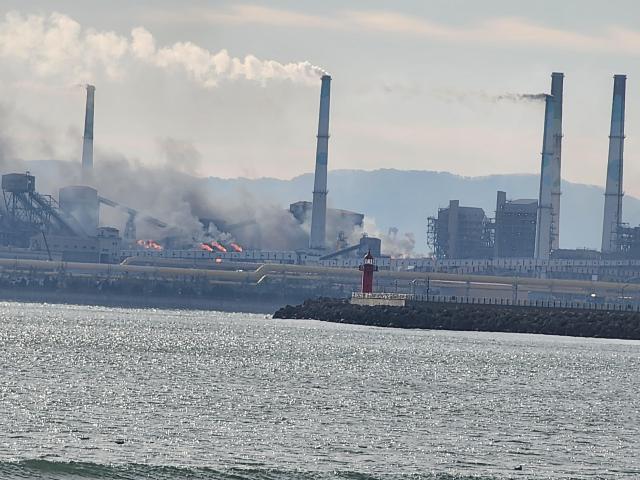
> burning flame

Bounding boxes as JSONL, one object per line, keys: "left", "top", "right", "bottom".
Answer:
{"left": 137, "top": 239, "right": 163, "bottom": 251}
{"left": 200, "top": 243, "right": 214, "bottom": 252}
{"left": 210, "top": 241, "right": 227, "bottom": 253}
{"left": 200, "top": 240, "right": 235, "bottom": 253}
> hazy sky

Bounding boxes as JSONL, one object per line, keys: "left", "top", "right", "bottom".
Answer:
{"left": 2, "top": 1, "right": 640, "bottom": 194}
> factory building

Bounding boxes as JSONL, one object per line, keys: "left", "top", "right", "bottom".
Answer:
{"left": 428, "top": 193, "right": 536, "bottom": 260}
{"left": 427, "top": 200, "right": 493, "bottom": 259}
{"left": 0, "top": 172, "right": 121, "bottom": 263}
{"left": 494, "top": 191, "right": 537, "bottom": 258}
{"left": 29, "top": 227, "right": 121, "bottom": 263}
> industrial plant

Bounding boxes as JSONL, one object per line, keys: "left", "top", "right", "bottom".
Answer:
{"left": 2, "top": 71, "right": 640, "bottom": 306}
{"left": 0, "top": 76, "right": 374, "bottom": 267}
{"left": 423, "top": 73, "right": 640, "bottom": 283}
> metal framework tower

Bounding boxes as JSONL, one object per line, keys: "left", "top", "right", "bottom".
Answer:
{"left": 601, "top": 75, "right": 626, "bottom": 253}
{"left": 0, "top": 173, "right": 78, "bottom": 246}
{"left": 309, "top": 75, "right": 331, "bottom": 250}
{"left": 535, "top": 95, "right": 556, "bottom": 259}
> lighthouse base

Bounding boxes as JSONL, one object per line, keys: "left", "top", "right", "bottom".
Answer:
{"left": 350, "top": 292, "right": 410, "bottom": 307}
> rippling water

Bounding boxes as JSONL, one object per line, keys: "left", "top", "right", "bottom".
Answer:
{"left": 1, "top": 301, "right": 639, "bottom": 479}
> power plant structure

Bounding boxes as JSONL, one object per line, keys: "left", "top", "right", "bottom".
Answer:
{"left": 427, "top": 200, "right": 493, "bottom": 260}
{"left": 601, "top": 75, "right": 626, "bottom": 254}
{"left": 550, "top": 73, "right": 564, "bottom": 252}
{"left": 426, "top": 71, "right": 640, "bottom": 281}
{"left": 427, "top": 192, "right": 537, "bottom": 261}
{"left": 534, "top": 93, "right": 556, "bottom": 259}
{"left": 0, "top": 173, "right": 77, "bottom": 246}
{"left": 289, "top": 201, "right": 364, "bottom": 250}
{"left": 494, "top": 192, "right": 537, "bottom": 259}
{"left": 0, "top": 74, "right": 377, "bottom": 267}
{"left": 81, "top": 84, "right": 95, "bottom": 182}
{"left": 5, "top": 69, "right": 640, "bottom": 306}
{"left": 309, "top": 74, "right": 331, "bottom": 251}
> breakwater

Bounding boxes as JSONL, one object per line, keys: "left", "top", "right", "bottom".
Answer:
{"left": 274, "top": 298, "right": 640, "bottom": 340}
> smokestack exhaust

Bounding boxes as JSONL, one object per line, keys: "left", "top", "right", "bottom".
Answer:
{"left": 535, "top": 94, "right": 555, "bottom": 260}
{"left": 601, "top": 74, "right": 626, "bottom": 253}
{"left": 81, "top": 84, "right": 95, "bottom": 182}
{"left": 550, "top": 72, "right": 563, "bottom": 250}
{"left": 309, "top": 75, "right": 331, "bottom": 250}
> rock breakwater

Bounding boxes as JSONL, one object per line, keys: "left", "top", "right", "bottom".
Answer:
{"left": 274, "top": 298, "right": 640, "bottom": 340}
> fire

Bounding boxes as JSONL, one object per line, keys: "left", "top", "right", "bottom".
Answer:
{"left": 209, "top": 241, "right": 227, "bottom": 253}
{"left": 200, "top": 243, "right": 214, "bottom": 252}
{"left": 136, "top": 239, "right": 163, "bottom": 251}
{"left": 200, "top": 240, "right": 234, "bottom": 253}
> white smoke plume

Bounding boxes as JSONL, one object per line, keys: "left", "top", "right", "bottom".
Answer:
{"left": 0, "top": 11, "right": 326, "bottom": 87}
{"left": 351, "top": 217, "right": 417, "bottom": 258}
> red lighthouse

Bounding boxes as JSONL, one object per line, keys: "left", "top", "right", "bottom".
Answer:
{"left": 359, "top": 250, "right": 378, "bottom": 294}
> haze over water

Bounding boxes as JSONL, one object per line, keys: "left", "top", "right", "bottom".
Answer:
{"left": 0, "top": 301, "right": 639, "bottom": 479}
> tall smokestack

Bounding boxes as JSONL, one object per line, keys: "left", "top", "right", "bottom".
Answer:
{"left": 535, "top": 95, "right": 555, "bottom": 260}
{"left": 550, "top": 72, "right": 563, "bottom": 250}
{"left": 601, "top": 74, "right": 626, "bottom": 253}
{"left": 81, "top": 84, "right": 95, "bottom": 182}
{"left": 309, "top": 75, "right": 331, "bottom": 250}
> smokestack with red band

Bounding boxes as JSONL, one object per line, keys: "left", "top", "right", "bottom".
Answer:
{"left": 535, "top": 94, "right": 556, "bottom": 260}
{"left": 81, "top": 84, "right": 95, "bottom": 181}
{"left": 601, "top": 74, "right": 626, "bottom": 253}
{"left": 550, "top": 72, "right": 564, "bottom": 250}
{"left": 309, "top": 75, "right": 331, "bottom": 250}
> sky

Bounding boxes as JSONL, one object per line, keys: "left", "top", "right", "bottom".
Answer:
{"left": 2, "top": 1, "right": 640, "bottom": 195}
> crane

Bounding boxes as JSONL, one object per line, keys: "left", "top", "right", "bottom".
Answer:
{"left": 98, "top": 196, "right": 168, "bottom": 241}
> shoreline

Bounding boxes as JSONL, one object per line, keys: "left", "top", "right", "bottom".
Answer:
{"left": 0, "top": 289, "right": 295, "bottom": 314}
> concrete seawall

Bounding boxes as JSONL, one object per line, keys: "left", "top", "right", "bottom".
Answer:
{"left": 274, "top": 298, "right": 640, "bottom": 341}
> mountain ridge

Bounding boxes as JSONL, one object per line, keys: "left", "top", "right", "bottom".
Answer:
{"left": 205, "top": 168, "right": 636, "bottom": 253}
{"left": 18, "top": 161, "right": 633, "bottom": 253}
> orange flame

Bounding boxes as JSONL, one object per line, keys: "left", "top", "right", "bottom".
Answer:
{"left": 137, "top": 239, "right": 163, "bottom": 251}
{"left": 200, "top": 243, "right": 214, "bottom": 252}
{"left": 230, "top": 242, "right": 243, "bottom": 252}
{"left": 210, "top": 241, "right": 227, "bottom": 253}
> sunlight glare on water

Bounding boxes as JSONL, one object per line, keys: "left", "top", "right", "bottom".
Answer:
{"left": 0, "top": 301, "right": 639, "bottom": 479}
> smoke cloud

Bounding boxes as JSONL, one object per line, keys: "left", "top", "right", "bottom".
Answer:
{"left": 436, "top": 89, "right": 547, "bottom": 104}
{"left": 157, "top": 137, "right": 204, "bottom": 175}
{"left": 88, "top": 154, "right": 310, "bottom": 250}
{"left": 0, "top": 11, "right": 326, "bottom": 87}
{"left": 351, "top": 217, "right": 417, "bottom": 258}
{"left": 0, "top": 101, "right": 307, "bottom": 250}
{"left": 492, "top": 93, "right": 547, "bottom": 103}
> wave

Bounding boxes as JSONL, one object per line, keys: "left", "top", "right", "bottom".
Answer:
{"left": 0, "top": 459, "right": 504, "bottom": 480}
